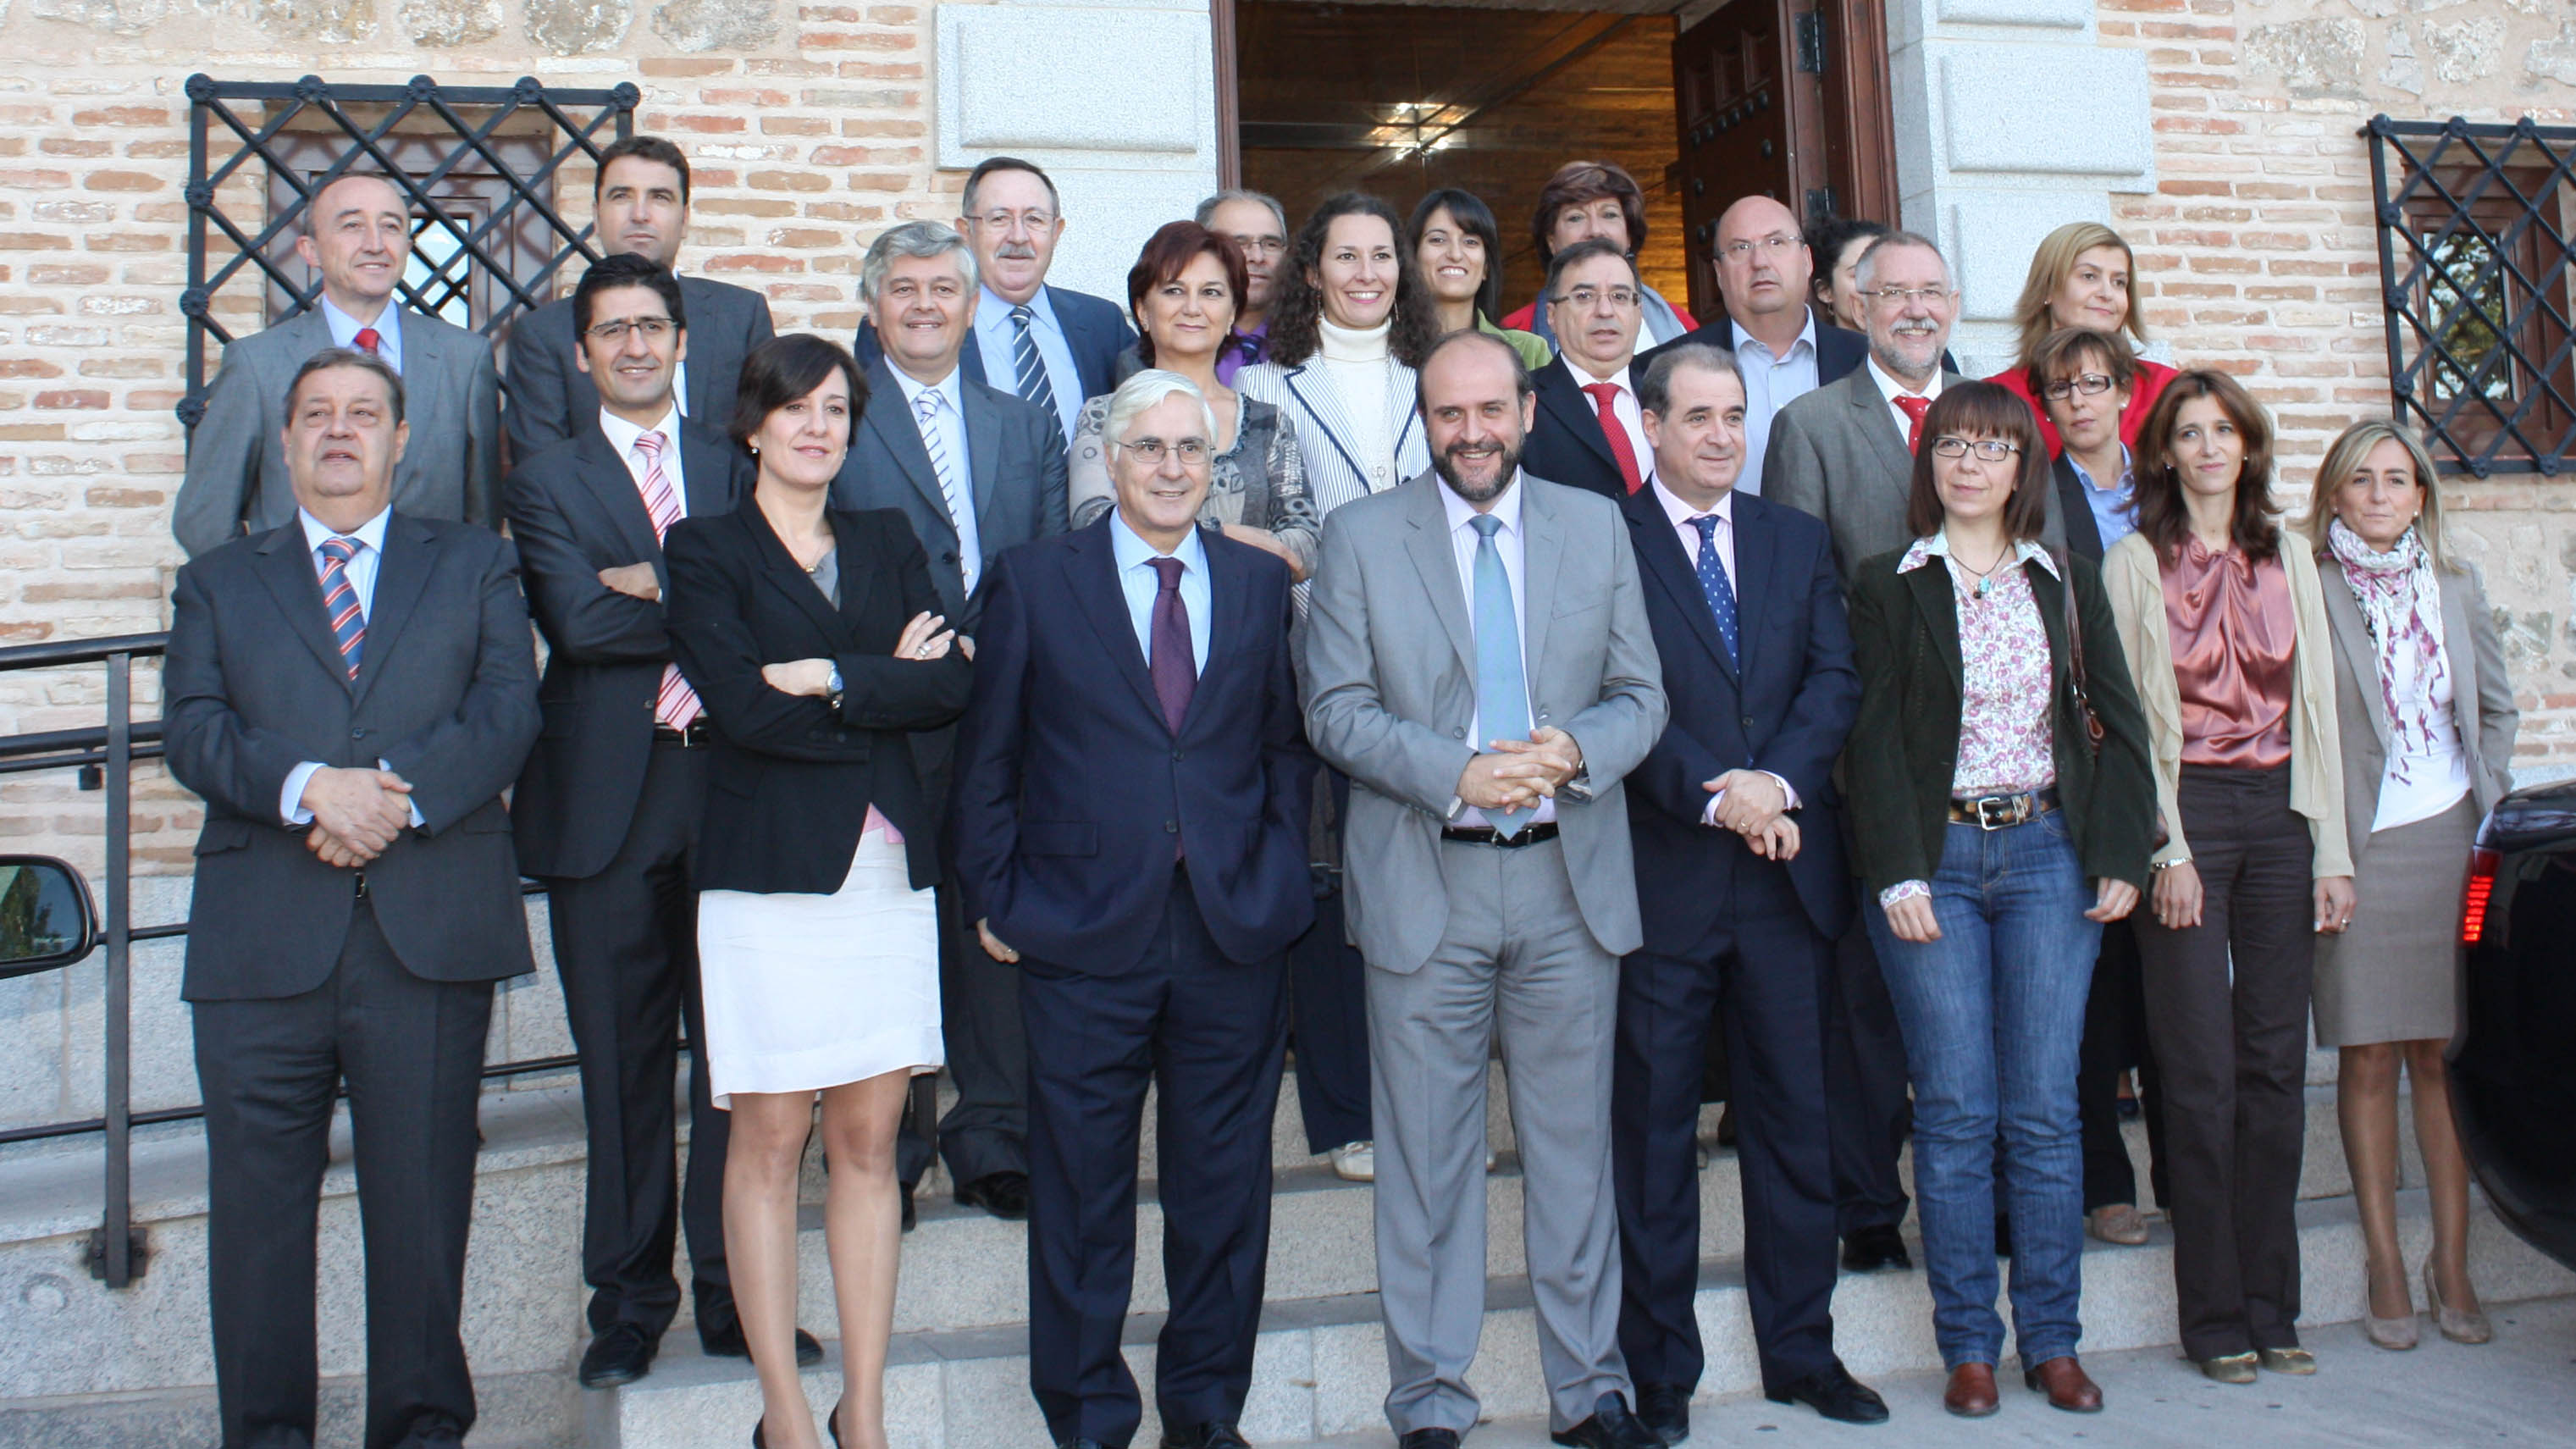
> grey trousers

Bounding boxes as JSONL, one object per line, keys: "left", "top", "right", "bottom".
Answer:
{"left": 1367, "top": 835, "right": 1630, "bottom": 1435}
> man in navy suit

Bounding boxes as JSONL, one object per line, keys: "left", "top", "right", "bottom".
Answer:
{"left": 950, "top": 369, "right": 1313, "bottom": 1449}
{"left": 1611, "top": 341, "right": 1887, "bottom": 1440}
{"left": 854, "top": 156, "right": 1135, "bottom": 446}
{"left": 1706, "top": 196, "right": 1867, "bottom": 497}
{"left": 1520, "top": 238, "right": 1656, "bottom": 502}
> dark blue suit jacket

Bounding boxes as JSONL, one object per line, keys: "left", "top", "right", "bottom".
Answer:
{"left": 948, "top": 517, "right": 1313, "bottom": 973}
{"left": 853, "top": 284, "right": 1136, "bottom": 408}
{"left": 1621, "top": 484, "right": 1859, "bottom": 946}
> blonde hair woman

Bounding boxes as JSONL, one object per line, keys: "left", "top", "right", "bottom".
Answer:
{"left": 1987, "top": 223, "right": 2176, "bottom": 456}
{"left": 2302, "top": 420, "right": 2515, "bottom": 1352}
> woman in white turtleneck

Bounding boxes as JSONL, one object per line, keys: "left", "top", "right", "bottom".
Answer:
{"left": 1237, "top": 192, "right": 1440, "bottom": 521}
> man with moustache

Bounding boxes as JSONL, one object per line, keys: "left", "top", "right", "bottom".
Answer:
{"left": 854, "top": 157, "right": 1135, "bottom": 445}
{"left": 950, "top": 369, "right": 1312, "bottom": 1449}
{"left": 1611, "top": 342, "right": 1883, "bottom": 1440}
{"left": 1305, "top": 329, "right": 1668, "bottom": 1449}
{"left": 175, "top": 170, "right": 503, "bottom": 557}
{"left": 504, "top": 135, "right": 777, "bottom": 461}
{"left": 1197, "top": 190, "right": 1291, "bottom": 384}
{"left": 836, "top": 219, "right": 1067, "bottom": 1223}
{"left": 1705, "top": 196, "right": 1867, "bottom": 496}
{"left": 1520, "top": 239, "right": 1656, "bottom": 501}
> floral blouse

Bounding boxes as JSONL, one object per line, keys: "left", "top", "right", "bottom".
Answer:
{"left": 1067, "top": 392, "right": 1321, "bottom": 577}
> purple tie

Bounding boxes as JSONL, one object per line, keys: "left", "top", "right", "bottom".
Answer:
{"left": 1148, "top": 556, "right": 1196, "bottom": 735}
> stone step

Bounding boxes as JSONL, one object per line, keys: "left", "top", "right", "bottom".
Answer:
{"left": 588, "top": 1186, "right": 2576, "bottom": 1449}
{"left": 0, "top": 1368, "right": 574, "bottom": 1449}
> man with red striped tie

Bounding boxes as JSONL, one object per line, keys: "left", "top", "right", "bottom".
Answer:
{"left": 163, "top": 346, "right": 541, "bottom": 1449}
{"left": 499, "top": 254, "right": 818, "bottom": 1390}
{"left": 1520, "top": 237, "right": 1659, "bottom": 503}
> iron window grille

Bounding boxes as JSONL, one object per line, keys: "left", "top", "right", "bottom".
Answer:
{"left": 180, "top": 73, "right": 639, "bottom": 434}
{"left": 2366, "top": 114, "right": 2576, "bottom": 477}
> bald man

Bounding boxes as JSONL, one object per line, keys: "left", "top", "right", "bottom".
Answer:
{"left": 1707, "top": 197, "right": 1866, "bottom": 496}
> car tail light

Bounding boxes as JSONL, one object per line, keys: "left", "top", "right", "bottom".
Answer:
{"left": 2462, "top": 847, "right": 2500, "bottom": 944}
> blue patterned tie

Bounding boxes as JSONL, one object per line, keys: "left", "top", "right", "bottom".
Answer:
{"left": 317, "top": 535, "right": 366, "bottom": 681}
{"left": 1470, "top": 513, "right": 1534, "bottom": 838}
{"left": 1689, "top": 514, "right": 1739, "bottom": 669}
{"left": 1009, "top": 304, "right": 1059, "bottom": 424}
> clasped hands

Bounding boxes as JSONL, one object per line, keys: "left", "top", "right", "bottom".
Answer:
{"left": 1455, "top": 726, "right": 1584, "bottom": 812}
{"left": 299, "top": 766, "right": 415, "bottom": 868}
{"left": 760, "top": 612, "right": 958, "bottom": 699}
{"left": 1882, "top": 876, "right": 2142, "bottom": 944}
{"left": 1704, "top": 769, "right": 1799, "bottom": 860}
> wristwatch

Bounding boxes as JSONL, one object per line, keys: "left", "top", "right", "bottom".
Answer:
{"left": 826, "top": 665, "right": 845, "bottom": 713}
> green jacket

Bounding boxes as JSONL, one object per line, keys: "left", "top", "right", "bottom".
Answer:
{"left": 1478, "top": 315, "right": 1555, "bottom": 373}
{"left": 1844, "top": 545, "right": 2156, "bottom": 897}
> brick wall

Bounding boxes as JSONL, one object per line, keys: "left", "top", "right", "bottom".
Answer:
{"left": 2098, "top": 0, "right": 2576, "bottom": 771}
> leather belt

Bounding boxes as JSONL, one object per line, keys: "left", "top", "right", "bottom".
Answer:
{"left": 654, "top": 722, "right": 711, "bottom": 748}
{"left": 1440, "top": 821, "right": 1561, "bottom": 849}
{"left": 1948, "top": 788, "right": 2060, "bottom": 830}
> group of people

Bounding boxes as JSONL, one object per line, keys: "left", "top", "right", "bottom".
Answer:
{"left": 158, "top": 139, "right": 2516, "bottom": 1449}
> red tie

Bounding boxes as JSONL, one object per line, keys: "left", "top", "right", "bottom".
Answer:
{"left": 352, "top": 327, "right": 382, "bottom": 356}
{"left": 629, "top": 431, "right": 703, "bottom": 731}
{"left": 1893, "top": 393, "right": 1932, "bottom": 454}
{"left": 1583, "top": 382, "right": 1646, "bottom": 494}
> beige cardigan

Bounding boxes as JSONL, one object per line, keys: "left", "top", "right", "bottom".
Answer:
{"left": 2103, "top": 530, "right": 2352, "bottom": 877}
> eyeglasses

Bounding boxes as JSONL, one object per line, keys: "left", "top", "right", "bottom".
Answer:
{"left": 1553, "top": 285, "right": 1641, "bottom": 311}
{"left": 1931, "top": 437, "right": 2021, "bottom": 462}
{"left": 1869, "top": 285, "right": 1951, "bottom": 307}
{"left": 585, "top": 317, "right": 676, "bottom": 342}
{"left": 2041, "top": 373, "right": 2117, "bottom": 401}
{"left": 1114, "top": 438, "right": 1210, "bottom": 466}
{"left": 967, "top": 209, "right": 1057, "bottom": 235}
{"left": 1720, "top": 234, "right": 1801, "bottom": 261}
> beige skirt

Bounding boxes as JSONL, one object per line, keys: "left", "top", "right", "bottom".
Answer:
{"left": 696, "top": 830, "right": 943, "bottom": 1106}
{"left": 2313, "top": 796, "right": 2477, "bottom": 1048}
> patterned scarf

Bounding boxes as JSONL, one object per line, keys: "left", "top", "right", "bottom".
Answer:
{"left": 2325, "top": 516, "right": 2450, "bottom": 779}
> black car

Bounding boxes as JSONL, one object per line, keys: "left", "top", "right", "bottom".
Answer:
{"left": 2454, "top": 775, "right": 2576, "bottom": 1271}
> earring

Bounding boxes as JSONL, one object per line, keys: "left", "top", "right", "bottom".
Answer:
{"left": 748, "top": 444, "right": 760, "bottom": 456}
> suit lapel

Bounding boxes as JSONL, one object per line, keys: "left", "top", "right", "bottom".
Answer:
{"left": 252, "top": 524, "right": 356, "bottom": 684}
{"left": 350, "top": 515, "right": 435, "bottom": 708}
{"left": 1518, "top": 481, "right": 1565, "bottom": 692}
{"left": 1281, "top": 363, "right": 1370, "bottom": 493}
{"left": 678, "top": 279, "right": 721, "bottom": 421}
{"left": 1847, "top": 368, "right": 1915, "bottom": 505}
{"left": 2320, "top": 559, "right": 2395, "bottom": 749}
{"left": 2052, "top": 455, "right": 2107, "bottom": 561}
{"left": 1402, "top": 479, "right": 1477, "bottom": 677}
{"left": 679, "top": 421, "right": 742, "bottom": 518}
{"left": 1623, "top": 488, "right": 1734, "bottom": 680}
{"left": 1535, "top": 359, "right": 1619, "bottom": 472}
{"left": 2438, "top": 568, "right": 2480, "bottom": 755}
{"left": 862, "top": 376, "right": 953, "bottom": 523}
{"left": 744, "top": 505, "right": 859, "bottom": 647}
{"left": 1730, "top": 494, "right": 1773, "bottom": 679}
{"left": 828, "top": 512, "right": 884, "bottom": 628}
{"left": 961, "top": 384, "right": 1004, "bottom": 528}
{"left": 1062, "top": 520, "right": 1166, "bottom": 726}
{"left": 572, "top": 429, "right": 667, "bottom": 566}
{"left": 1903, "top": 560, "right": 1965, "bottom": 690}
{"left": 1184, "top": 534, "right": 1251, "bottom": 735}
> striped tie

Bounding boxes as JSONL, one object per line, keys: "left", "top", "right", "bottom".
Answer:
{"left": 913, "top": 390, "right": 979, "bottom": 595}
{"left": 1008, "top": 304, "right": 1059, "bottom": 426}
{"left": 317, "top": 535, "right": 366, "bottom": 681}
{"left": 630, "top": 431, "right": 702, "bottom": 731}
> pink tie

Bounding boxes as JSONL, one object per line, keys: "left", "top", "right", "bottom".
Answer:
{"left": 631, "top": 432, "right": 702, "bottom": 731}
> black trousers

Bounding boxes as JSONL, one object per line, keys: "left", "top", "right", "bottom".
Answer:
{"left": 1288, "top": 766, "right": 1371, "bottom": 1154}
{"left": 1824, "top": 918, "right": 1913, "bottom": 1236}
{"left": 2132, "top": 764, "right": 2314, "bottom": 1359}
{"left": 1021, "top": 868, "right": 1289, "bottom": 1447}
{"left": 2077, "top": 919, "right": 2168, "bottom": 1211}
{"left": 1614, "top": 860, "right": 1840, "bottom": 1394}
{"left": 898, "top": 881, "right": 1029, "bottom": 1188}
{"left": 194, "top": 898, "right": 493, "bottom": 1449}
{"left": 542, "top": 738, "right": 728, "bottom": 1336}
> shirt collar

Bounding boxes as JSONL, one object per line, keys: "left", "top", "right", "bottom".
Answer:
{"left": 1651, "top": 477, "right": 1733, "bottom": 533}
{"left": 319, "top": 295, "right": 401, "bottom": 354}
{"left": 1728, "top": 307, "right": 1818, "bottom": 362}
{"left": 982, "top": 284, "right": 1058, "bottom": 331}
{"left": 598, "top": 404, "right": 683, "bottom": 460}
{"left": 1866, "top": 354, "right": 1942, "bottom": 405}
{"left": 1567, "top": 357, "right": 1637, "bottom": 392}
{"left": 1440, "top": 471, "right": 1525, "bottom": 538}
{"left": 2068, "top": 443, "right": 2133, "bottom": 493}
{"left": 887, "top": 364, "right": 965, "bottom": 413}
{"left": 298, "top": 505, "right": 392, "bottom": 556}
{"left": 1898, "top": 531, "right": 2058, "bottom": 577}
{"left": 1108, "top": 506, "right": 1210, "bottom": 574}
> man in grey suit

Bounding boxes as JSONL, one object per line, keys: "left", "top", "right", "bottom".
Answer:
{"left": 833, "top": 219, "right": 1068, "bottom": 1223}
{"left": 163, "top": 346, "right": 539, "bottom": 1449}
{"left": 502, "top": 135, "right": 777, "bottom": 462}
{"left": 173, "top": 171, "right": 503, "bottom": 559}
{"left": 1304, "top": 329, "right": 1669, "bottom": 1449}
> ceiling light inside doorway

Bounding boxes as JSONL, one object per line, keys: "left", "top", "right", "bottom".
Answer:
{"left": 1369, "top": 101, "right": 1470, "bottom": 157}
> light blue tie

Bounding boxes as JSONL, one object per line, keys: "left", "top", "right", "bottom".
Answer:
{"left": 1470, "top": 512, "right": 1534, "bottom": 838}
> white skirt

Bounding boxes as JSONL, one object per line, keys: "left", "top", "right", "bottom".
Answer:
{"left": 697, "top": 829, "right": 943, "bottom": 1107}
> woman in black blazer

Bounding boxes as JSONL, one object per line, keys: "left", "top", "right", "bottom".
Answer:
{"left": 665, "top": 335, "right": 970, "bottom": 1449}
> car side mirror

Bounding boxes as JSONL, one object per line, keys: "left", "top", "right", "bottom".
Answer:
{"left": 0, "top": 855, "right": 99, "bottom": 980}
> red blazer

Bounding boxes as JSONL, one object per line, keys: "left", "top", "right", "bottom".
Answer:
{"left": 1988, "top": 356, "right": 2176, "bottom": 457}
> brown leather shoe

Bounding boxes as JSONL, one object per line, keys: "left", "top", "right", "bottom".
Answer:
{"left": 2022, "top": 1355, "right": 2103, "bottom": 1413}
{"left": 1943, "top": 1363, "right": 2000, "bottom": 1418}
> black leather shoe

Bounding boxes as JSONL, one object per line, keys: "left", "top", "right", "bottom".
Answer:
{"left": 1765, "top": 1363, "right": 1890, "bottom": 1424}
{"left": 1398, "top": 1431, "right": 1462, "bottom": 1449}
{"left": 1551, "top": 1391, "right": 1662, "bottom": 1449}
{"left": 699, "top": 1314, "right": 823, "bottom": 1368}
{"left": 1634, "top": 1380, "right": 1692, "bottom": 1443}
{"left": 1840, "top": 1223, "right": 1912, "bottom": 1272}
{"left": 955, "top": 1169, "right": 1032, "bottom": 1219}
{"left": 577, "top": 1321, "right": 657, "bottom": 1388}
{"left": 1160, "top": 1423, "right": 1252, "bottom": 1449}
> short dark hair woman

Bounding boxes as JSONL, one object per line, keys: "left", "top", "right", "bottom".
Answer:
{"left": 1067, "top": 220, "right": 1319, "bottom": 578}
{"left": 1406, "top": 186, "right": 1550, "bottom": 371}
{"left": 2103, "top": 368, "right": 2353, "bottom": 1385}
{"left": 666, "top": 333, "right": 974, "bottom": 1449}
{"left": 1844, "top": 380, "right": 2153, "bottom": 1418}
{"left": 1497, "top": 159, "right": 1697, "bottom": 346}
{"left": 1805, "top": 215, "right": 1890, "bottom": 333}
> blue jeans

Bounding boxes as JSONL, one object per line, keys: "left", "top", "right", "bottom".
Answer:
{"left": 1866, "top": 812, "right": 2100, "bottom": 1369}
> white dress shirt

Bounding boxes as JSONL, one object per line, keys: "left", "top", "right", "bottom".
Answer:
{"left": 1648, "top": 479, "right": 1798, "bottom": 824}
{"left": 1566, "top": 359, "right": 1651, "bottom": 489}
{"left": 1865, "top": 355, "right": 1943, "bottom": 448}
{"left": 597, "top": 403, "right": 688, "bottom": 513}
{"left": 1108, "top": 509, "right": 1212, "bottom": 675}
{"left": 279, "top": 507, "right": 420, "bottom": 827}
{"left": 886, "top": 364, "right": 984, "bottom": 596}
{"left": 320, "top": 296, "right": 404, "bottom": 373}
{"left": 971, "top": 284, "right": 1082, "bottom": 445}
{"left": 1440, "top": 475, "right": 1555, "bottom": 827}
{"left": 1728, "top": 309, "right": 1821, "bottom": 496}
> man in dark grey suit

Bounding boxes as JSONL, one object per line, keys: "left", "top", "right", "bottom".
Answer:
{"left": 1304, "top": 330, "right": 1669, "bottom": 1449}
{"left": 163, "top": 346, "right": 539, "bottom": 1449}
{"left": 502, "top": 135, "right": 777, "bottom": 463}
{"left": 173, "top": 171, "right": 503, "bottom": 559}
{"left": 834, "top": 219, "right": 1068, "bottom": 1221}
